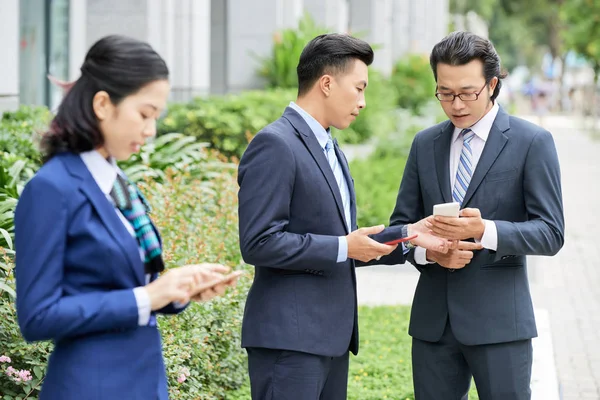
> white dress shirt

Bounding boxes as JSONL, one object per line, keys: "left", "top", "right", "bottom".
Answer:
{"left": 80, "top": 151, "right": 152, "bottom": 325}
{"left": 414, "top": 103, "right": 500, "bottom": 265}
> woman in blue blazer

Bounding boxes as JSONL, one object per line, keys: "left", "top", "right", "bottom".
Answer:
{"left": 14, "top": 35, "right": 236, "bottom": 399}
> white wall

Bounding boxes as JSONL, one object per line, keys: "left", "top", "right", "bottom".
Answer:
{"left": 226, "top": 0, "right": 302, "bottom": 92}
{"left": 0, "top": 0, "right": 20, "bottom": 112}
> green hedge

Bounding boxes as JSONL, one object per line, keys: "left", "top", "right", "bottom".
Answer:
{"left": 350, "top": 120, "right": 423, "bottom": 228}
{"left": 390, "top": 54, "right": 437, "bottom": 114}
{"left": 158, "top": 71, "right": 401, "bottom": 159}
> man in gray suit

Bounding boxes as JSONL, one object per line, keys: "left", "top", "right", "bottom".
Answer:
{"left": 388, "top": 32, "right": 565, "bottom": 399}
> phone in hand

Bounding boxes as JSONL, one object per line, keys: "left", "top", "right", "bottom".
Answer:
{"left": 433, "top": 202, "right": 460, "bottom": 217}
{"left": 384, "top": 234, "right": 418, "bottom": 246}
{"left": 193, "top": 270, "right": 245, "bottom": 295}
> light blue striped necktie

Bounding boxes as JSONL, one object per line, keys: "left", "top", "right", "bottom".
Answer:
{"left": 325, "top": 137, "right": 351, "bottom": 230}
{"left": 452, "top": 129, "right": 476, "bottom": 205}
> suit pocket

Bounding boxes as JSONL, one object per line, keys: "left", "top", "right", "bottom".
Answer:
{"left": 485, "top": 168, "right": 519, "bottom": 182}
{"left": 481, "top": 262, "right": 523, "bottom": 270}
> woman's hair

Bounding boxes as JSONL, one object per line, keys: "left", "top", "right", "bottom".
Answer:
{"left": 41, "top": 35, "right": 169, "bottom": 162}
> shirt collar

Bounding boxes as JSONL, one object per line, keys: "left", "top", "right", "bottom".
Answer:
{"left": 289, "top": 101, "right": 331, "bottom": 150}
{"left": 80, "top": 150, "right": 119, "bottom": 195}
{"left": 452, "top": 102, "right": 500, "bottom": 143}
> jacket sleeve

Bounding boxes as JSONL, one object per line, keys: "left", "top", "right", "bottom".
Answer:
{"left": 15, "top": 176, "right": 139, "bottom": 342}
{"left": 237, "top": 131, "right": 340, "bottom": 271}
{"left": 492, "top": 129, "right": 565, "bottom": 261}
{"left": 388, "top": 133, "right": 426, "bottom": 271}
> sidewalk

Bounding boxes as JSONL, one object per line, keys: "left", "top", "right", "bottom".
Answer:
{"left": 356, "top": 114, "right": 599, "bottom": 399}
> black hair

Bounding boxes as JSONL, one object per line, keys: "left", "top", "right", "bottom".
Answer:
{"left": 41, "top": 35, "right": 169, "bottom": 162}
{"left": 297, "top": 33, "right": 374, "bottom": 97}
{"left": 430, "top": 31, "right": 507, "bottom": 101}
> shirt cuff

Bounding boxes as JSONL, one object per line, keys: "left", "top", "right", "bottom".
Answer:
{"left": 173, "top": 301, "right": 188, "bottom": 309}
{"left": 133, "top": 287, "right": 151, "bottom": 326}
{"left": 414, "top": 246, "right": 434, "bottom": 265}
{"left": 478, "top": 219, "right": 498, "bottom": 251}
{"left": 402, "top": 242, "right": 410, "bottom": 255}
{"left": 337, "top": 236, "right": 348, "bottom": 263}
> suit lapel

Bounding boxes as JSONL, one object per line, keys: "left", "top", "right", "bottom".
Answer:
{"left": 434, "top": 121, "right": 454, "bottom": 203}
{"left": 63, "top": 154, "right": 145, "bottom": 286}
{"left": 334, "top": 138, "right": 356, "bottom": 231}
{"left": 283, "top": 107, "right": 348, "bottom": 232}
{"left": 461, "top": 108, "right": 510, "bottom": 207}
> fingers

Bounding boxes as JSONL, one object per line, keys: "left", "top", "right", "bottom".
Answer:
{"left": 199, "top": 263, "right": 231, "bottom": 274}
{"left": 358, "top": 224, "right": 385, "bottom": 235}
{"left": 431, "top": 216, "right": 463, "bottom": 228}
{"left": 456, "top": 241, "right": 484, "bottom": 251}
{"left": 459, "top": 208, "right": 481, "bottom": 218}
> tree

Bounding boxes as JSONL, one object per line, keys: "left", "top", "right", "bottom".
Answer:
{"left": 561, "top": 0, "right": 600, "bottom": 124}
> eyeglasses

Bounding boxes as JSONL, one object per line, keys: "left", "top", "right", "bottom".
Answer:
{"left": 435, "top": 82, "right": 488, "bottom": 102}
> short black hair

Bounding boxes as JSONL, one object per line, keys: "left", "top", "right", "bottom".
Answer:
{"left": 297, "top": 33, "right": 374, "bottom": 96}
{"left": 430, "top": 31, "right": 507, "bottom": 101}
{"left": 41, "top": 35, "right": 169, "bottom": 162}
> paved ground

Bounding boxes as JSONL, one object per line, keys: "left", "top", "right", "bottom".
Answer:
{"left": 355, "top": 114, "right": 600, "bottom": 399}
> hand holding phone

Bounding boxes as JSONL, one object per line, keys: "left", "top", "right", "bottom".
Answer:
{"left": 192, "top": 270, "right": 245, "bottom": 297}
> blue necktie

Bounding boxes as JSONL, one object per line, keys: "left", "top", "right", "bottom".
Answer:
{"left": 452, "top": 129, "right": 476, "bottom": 205}
{"left": 325, "top": 137, "right": 351, "bottom": 230}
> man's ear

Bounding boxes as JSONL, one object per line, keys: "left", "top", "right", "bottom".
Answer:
{"left": 318, "top": 75, "right": 333, "bottom": 98}
{"left": 92, "top": 91, "right": 112, "bottom": 121}
{"left": 489, "top": 76, "right": 499, "bottom": 95}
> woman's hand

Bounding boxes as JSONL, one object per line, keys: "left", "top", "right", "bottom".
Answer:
{"left": 145, "top": 264, "right": 230, "bottom": 310}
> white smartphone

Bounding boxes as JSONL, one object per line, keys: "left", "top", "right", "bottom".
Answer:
{"left": 433, "top": 202, "right": 460, "bottom": 217}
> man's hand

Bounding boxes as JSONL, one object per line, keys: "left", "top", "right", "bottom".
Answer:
{"left": 408, "top": 218, "right": 452, "bottom": 253}
{"left": 426, "top": 240, "right": 483, "bottom": 269}
{"left": 347, "top": 225, "right": 398, "bottom": 262}
{"left": 426, "top": 208, "right": 486, "bottom": 241}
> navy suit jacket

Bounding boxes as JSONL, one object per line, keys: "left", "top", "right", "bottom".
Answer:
{"left": 238, "top": 107, "right": 406, "bottom": 357}
{"left": 14, "top": 153, "right": 183, "bottom": 400}
{"left": 390, "top": 107, "right": 564, "bottom": 345}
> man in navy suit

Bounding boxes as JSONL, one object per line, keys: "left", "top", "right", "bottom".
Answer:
{"left": 388, "top": 32, "right": 565, "bottom": 399}
{"left": 237, "top": 34, "right": 447, "bottom": 399}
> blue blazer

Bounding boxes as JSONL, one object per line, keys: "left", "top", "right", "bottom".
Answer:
{"left": 14, "top": 152, "right": 183, "bottom": 400}
{"left": 390, "top": 107, "right": 564, "bottom": 345}
{"left": 238, "top": 107, "right": 406, "bottom": 357}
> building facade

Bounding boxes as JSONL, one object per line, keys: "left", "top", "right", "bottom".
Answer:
{"left": 0, "top": 0, "right": 448, "bottom": 112}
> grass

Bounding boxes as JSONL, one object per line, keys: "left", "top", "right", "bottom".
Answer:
{"left": 227, "top": 305, "right": 480, "bottom": 399}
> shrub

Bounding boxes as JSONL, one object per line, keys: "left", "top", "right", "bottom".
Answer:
{"left": 158, "top": 89, "right": 296, "bottom": 159}
{"left": 333, "top": 70, "right": 400, "bottom": 145}
{"left": 350, "top": 153, "right": 407, "bottom": 228}
{"left": 143, "top": 170, "right": 250, "bottom": 399}
{"left": 350, "top": 119, "right": 423, "bottom": 228}
{"left": 390, "top": 54, "right": 437, "bottom": 114}
{"left": 0, "top": 106, "right": 47, "bottom": 172}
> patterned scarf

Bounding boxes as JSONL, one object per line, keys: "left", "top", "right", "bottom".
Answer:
{"left": 110, "top": 174, "right": 164, "bottom": 274}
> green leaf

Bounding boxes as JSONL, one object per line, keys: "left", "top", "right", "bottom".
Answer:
{"left": 0, "top": 280, "right": 16, "bottom": 297}
{"left": 0, "top": 227, "right": 13, "bottom": 249}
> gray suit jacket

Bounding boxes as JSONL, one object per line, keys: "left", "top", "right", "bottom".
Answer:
{"left": 238, "top": 107, "right": 407, "bottom": 356}
{"left": 389, "top": 107, "right": 564, "bottom": 345}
